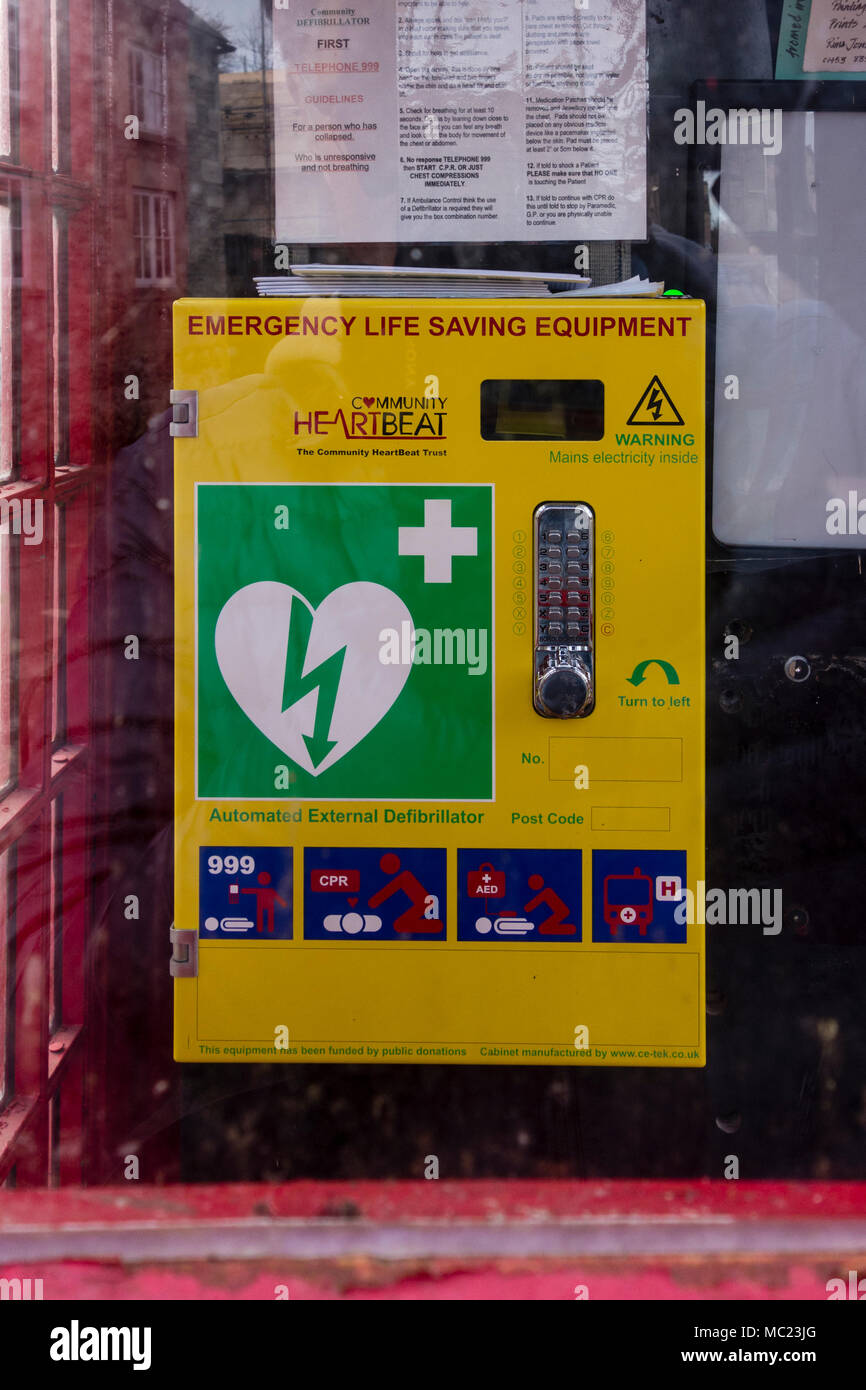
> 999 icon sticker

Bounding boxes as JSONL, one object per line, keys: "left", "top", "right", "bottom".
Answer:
{"left": 199, "top": 846, "right": 293, "bottom": 939}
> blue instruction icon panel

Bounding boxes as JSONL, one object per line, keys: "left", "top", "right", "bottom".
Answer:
{"left": 592, "top": 850, "right": 687, "bottom": 943}
{"left": 457, "top": 848, "right": 582, "bottom": 942}
{"left": 303, "top": 847, "right": 446, "bottom": 940}
{"left": 199, "top": 846, "right": 293, "bottom": 939}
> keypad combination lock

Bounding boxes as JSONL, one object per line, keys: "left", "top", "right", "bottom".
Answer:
{"left": 533, "top": 502, "right": 594, "bottom": 719}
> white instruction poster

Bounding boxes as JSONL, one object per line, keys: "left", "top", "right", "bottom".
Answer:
{"left": 273, "top": 0, "right": 647, "bottom": 243}
{"left": 804, "top": 0, "right": 866, "bottom": 74}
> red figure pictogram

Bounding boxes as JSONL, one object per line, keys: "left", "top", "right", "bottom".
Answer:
{"left": 241, "top": 871, "right": 288, "bottom": 934}
{"left": 523, "top": 872, "right": 576, "bottom": 935}
{"left": 367, "top": 852, "right": 443, "bottom": 933}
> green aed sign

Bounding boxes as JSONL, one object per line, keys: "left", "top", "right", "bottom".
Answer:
{"left": 196, "top": 483, "right": 494, "bottom": 801}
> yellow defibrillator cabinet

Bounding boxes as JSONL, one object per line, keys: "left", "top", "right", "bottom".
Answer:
{"left": 172, "top": 296, "right": 705, "bottom": 1065}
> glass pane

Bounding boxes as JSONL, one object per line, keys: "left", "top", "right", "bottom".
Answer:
{"left": 0, "top": 525, "right": 15, "bottom": 791}
{"left": 49, "top": 795, "right": 62, "bottom": 1035}
{"left": 49, "top": 0, "right": 70, "bottom": 174}
{"left": 0, "top": 199, "right": 13, "bottom": 480}
{"left": 0, "top": 847, "right": 8, "bottom": 1104}
{"left": 51, "top": 211, "right": 69, "bottom": 468}
{"left": 0, "top": 0, "right": 19, "bottom": 162}
{"left": 51, "top": 505, "right": 66, "bottom": 746}
{"left": 49, "top": 1086, "right": 60, "bottom": 1185}
{"left": 0, "top": 2, "right": 9, "bottom": 161}
{"left": 147, "top": 52, "right": 166, "bottom": 135}
{"left": 134, "top": 190, "right": 154, "bottom": 284}
{"left": 129, "top": 49, "right": 142, "bottom": 123}
{"left": 155, "top": 198, "right": 165, "bottom": 281}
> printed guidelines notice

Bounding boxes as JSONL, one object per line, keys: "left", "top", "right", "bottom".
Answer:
{"left": 273, "top": 0, "right": 647, "bottom": 243}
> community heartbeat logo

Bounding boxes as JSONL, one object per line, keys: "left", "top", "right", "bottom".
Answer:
{"left": 294, "top": 394, "right": 447, "bottom": 440}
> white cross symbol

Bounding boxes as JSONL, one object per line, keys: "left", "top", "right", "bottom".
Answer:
{"left": 482, "top": 872, "right": 491, "bottom": 884}
{"left": 398, "top": 498, "right": 477, "bottom": 583}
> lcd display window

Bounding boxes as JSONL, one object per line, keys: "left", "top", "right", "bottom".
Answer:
{"left": 481, "top": 379, "right": 605, "bottom": 442}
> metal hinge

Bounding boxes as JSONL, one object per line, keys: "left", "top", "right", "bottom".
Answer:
{"left": 170, "top": 926, "right": 198, "bottom": 978}
{"left": 169, "top": 388, "right": 198, "bottom": 437}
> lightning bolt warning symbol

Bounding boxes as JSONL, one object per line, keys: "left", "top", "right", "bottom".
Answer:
{"left": 626, "top": 376, "right": 684, "bottom": 427}
{"left": 281, "top": 596, "right": 346, "bottom": 769}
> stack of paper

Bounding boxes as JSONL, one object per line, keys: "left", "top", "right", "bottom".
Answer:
{"left": 255, "top": 265, "right": 663, "bottom": 297}
{"left": 254, "top": 264, "right": 594, "bottom": 298}
{"left": 553, "top": 275, "right": 665, "bottom": 297}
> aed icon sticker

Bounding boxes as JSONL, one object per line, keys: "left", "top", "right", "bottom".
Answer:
{"left": 197, "top": 484, "right": 493, "bottom": 800}
{"left": 303, "top": 846, "right": 446, "bottom": 939}
{"left": 199, "top": 845, "right": 293, "bottom": 939}
{"left": 592, "top": 850, "right": 687, "bottom": 943}
{"left": 457, "top": 848, "right": 582, "bottom": 941}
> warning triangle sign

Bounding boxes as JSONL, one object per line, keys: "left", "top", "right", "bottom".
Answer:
{"left": 627, "top": 375, "right": 684, "bottom": 426}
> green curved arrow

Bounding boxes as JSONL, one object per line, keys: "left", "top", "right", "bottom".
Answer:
{"left": 626, "top": 658, "right": 680, "bottom": 687}
{"left": 282, "top": 596, "right": 346, "bottom": 768}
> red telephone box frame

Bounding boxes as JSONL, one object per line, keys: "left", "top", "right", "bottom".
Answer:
{"left": 1, "top": 1180, "right": 865, "bottom": 1300}
{"left": 0, "top": 0, "right": 100, "bottom": 1188}
{"left": 1, "top": 8, "right": 865, "bottom": 1308}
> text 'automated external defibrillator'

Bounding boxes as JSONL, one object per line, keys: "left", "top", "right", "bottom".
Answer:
{"left": 172, "top": 297, "right": 705, "bottom": 1066}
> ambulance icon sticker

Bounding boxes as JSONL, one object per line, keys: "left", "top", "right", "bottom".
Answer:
{"left": 196, "top": 485, "right": 493, "bottom": 800}
{"left": 592, "top": 850, "right": 687, "bottom": 943}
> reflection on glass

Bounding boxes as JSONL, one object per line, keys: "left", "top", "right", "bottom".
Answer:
{"left": 51, "top": 210, "right": 69, "bottom": 467}
{"left": 0, "top": 199, "right": 11, "bottom": 479}
{"left": 51, "top": 505, "right": 67, "bottom": 747}
{"left": 49, "top": 1087, "right": 60, "bottom": 1186}
{"left": 49, "top": 0, "right": 70, "bottom": 174}
{"left": 0, "top": 0, "right": 10, "bottom": 160}
{"left": 133, "top": 190, "right": 176, "bottom": 288}
{"left": 49, "top": 796, "right": 63, "bottom": 1037}
{"left": 714, "top": 112, "right": 866, "bottom": 547}
{"left": 0, "top": 528, "right": 14, "bottom": 791}
{"left": 0, "top": 849, "right": 9, "bottom": 1107}
{"left": 129, "top": 44, "right": 167, "bottom": 136}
